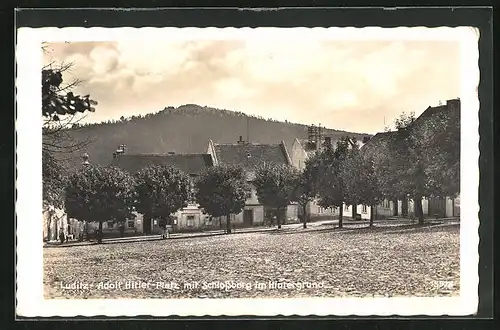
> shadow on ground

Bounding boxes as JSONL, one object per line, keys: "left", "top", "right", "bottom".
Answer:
{"left": 265, "top": 222, "right": 459, "bottom": 236}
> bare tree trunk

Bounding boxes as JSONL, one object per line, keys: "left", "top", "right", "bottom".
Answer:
{"left": 84, "top": 221, "right": 90, "bottom": 241}
{"left": 402, "top": 198, "right": 409, "bottom": 216}
{"left": 277, "top": 208, "right": 282, "bottom": 229}
{"left": 302, "top": 204, "right": 307, "bottom": 229}
{"left": 97, "top": 221, "right": 103, "bottom": 243}
{"left": 369, "top": 204, "right": 375, "bottom": 227}
{"left": 415, "top": 196, "right": 424, "bottom": 224}
{"left": 47, "top": 216, "right": 52, "bottom": 241}
{"left": 338, "top": 206, "right": 343, "bottom": 228}
{"left": 226, "top": 214, "right": 231, "bottom": 234}
{"left": 351, "top": 202, "right": 356, "bottom": 220}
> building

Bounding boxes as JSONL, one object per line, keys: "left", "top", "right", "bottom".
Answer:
{"left": 360, "top": 98, "right": 461, "bottom": 219}
{"left": 408, "top": 98, "right": 460, "bottom": 218}
{"left": 111, "top": 151, "right": 214, "bottom": 234}
{"left": 43, "top": 206, "right": 82, "bottom": 241}
{"left": 290, "top": 133, "right": 369, "bottom": 221}
{"left": 207, "top": 136, "right": 300, "bottom": 226}
{"left": 290, "top": 137, "right": 335, "bottom": 220}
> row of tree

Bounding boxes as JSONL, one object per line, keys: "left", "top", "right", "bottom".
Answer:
{"left": 69, "top": 105, "right": 306, "bottom": 130}
{"left": 292, "top": 136, "right": 381, "bottom": 229}
{"left": 58, "top": 161, "right": 310, "bottom": 242}
{"left": 45, "top": 107, "right": 459, "bottom": 242}
{"left": 295, "top": 107, "right": 459, "bottom": 226}
{"left": 64, "top": 164, "right": 192, "bottom": 242}
{"left": 54, "top": 137, "right": 378, "bottom": 243}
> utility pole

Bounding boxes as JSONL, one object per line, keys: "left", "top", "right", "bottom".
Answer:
{"left": 317, "top": 123, "right": 322, "bottom": 150}
{"left": 246, "top": 116, "right": 250, "bottom": 143}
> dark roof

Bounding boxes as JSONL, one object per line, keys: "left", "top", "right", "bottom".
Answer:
{"left": 213, "top": 142, "right": 290, "bottom": 169}
{"left": 414, "top": 105, "right": 447, "bottom": 122}
{"left": 413, "top": 99, "right": 460, "bottom": 128}
{"left": 360, "top": 99, "right": 460, "bottom": 160}
{"left": 111, "top": 153, "right": 213, "bottom": 175}
{"left": 361, "top": 131, "right": 398, "bottom": 147}
{"left": 360, "top": 131, "right": 401, "bottom": 159}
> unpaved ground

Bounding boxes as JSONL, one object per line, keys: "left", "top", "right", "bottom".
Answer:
{"left": 44, "top": 222, "right": 460, "bottom": 299}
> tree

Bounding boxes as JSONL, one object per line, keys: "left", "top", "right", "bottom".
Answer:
{"left": 195, "top": 164, "right": 249, "bottom": 234}
{"left": 416, "top": 107, "right": 460, "bottom": 198}
{"left": 42, "top": 55, "right": 100, "bottom": 236}
{"left": 43, "top": 149, "right": 68, "bottom": 240}
{"left": 254, "top": 163, "right": 298, "bottom": 229}
{"left": 42, "top": 58, "right": 98, "bottom": 154}
{"left": 343, "top": 149, "right": 383, "bottom": 227}
{"left": 394, "top": 111, "right": 416, "bottom": 130}
{"left": 342, "top": 137, "right": 362, "bottom": 220}
{"left": 374, "top": 112, "right": 429, "bottom": 224}
{"left": 64, "top": 165, "right": 135, "bottom": 243}
{"left": 307, "top": 137, "right": 350, "bottom": 228}
{"left": 42, "top": 149, "right": 67, "bottom": 209}
{"left": 292, "top": 163, "right": 317, "bottom": 229}
{"left": 134, "top": 165, "right": 191, "bottom": 235}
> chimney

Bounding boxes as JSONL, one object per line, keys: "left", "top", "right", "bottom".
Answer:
{"left": 446, "top": 98, "right": 461, "bottom": 113}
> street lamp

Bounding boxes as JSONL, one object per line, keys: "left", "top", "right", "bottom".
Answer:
{"left": 81, "top": 153, "right": 90, "bottom": 241}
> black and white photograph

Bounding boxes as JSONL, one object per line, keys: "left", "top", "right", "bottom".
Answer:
{"left": 16, "top": 25, "right": 479, "bottom": 317}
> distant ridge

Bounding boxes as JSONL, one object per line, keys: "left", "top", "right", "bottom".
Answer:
{"left": 58, "top": 104, "right": 371, "bottom": 169}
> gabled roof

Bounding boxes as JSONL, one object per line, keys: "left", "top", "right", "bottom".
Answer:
{"left": 111, "top": 153, "right": 213, "bottom": 175}
{"left": 361, "top": 99, "right": 460, "bottom": 159}
{"left": 213, "top": 142, "right": 291, "bottom": 169}
{"left": 413, "top": 105, "right": 450, "bottom": 126}
{"left": 409, "top": 100, "right": 460, "bottom": 147}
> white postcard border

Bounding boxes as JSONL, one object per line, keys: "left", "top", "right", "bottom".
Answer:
{"left": 16, "top": 26, "right": 480, "bottom": 317}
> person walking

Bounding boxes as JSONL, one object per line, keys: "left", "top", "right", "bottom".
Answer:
{"left": 59, "top": 228, "right": 65, "bottom": 244}
{"left": 159, "top": 218, "right": 167, "bottom": 239}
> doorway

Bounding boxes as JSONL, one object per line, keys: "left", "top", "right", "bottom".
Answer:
{"left": 143, "top": 216, "right": 152, "bottom": 234}
{"left": 401, "top": 199, "right": 409, "bottom": 217}
{"left": 243, "top": 209, "right": 253, "bottom": 227}
{"left": 428, "top": 197, "right": 446, "bottom": 218}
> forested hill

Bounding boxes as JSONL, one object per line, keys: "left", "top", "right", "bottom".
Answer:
{"left": 61, "top": 104, "right": 371, "bottom": 169}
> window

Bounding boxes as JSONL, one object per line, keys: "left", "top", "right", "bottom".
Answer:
{"left": 127, "top": 220, "right": 135, "bottom": 229}
{"left": 362, "top": 205, "right": 368, "bottom": 214}
{"left": 107, "top": 221, "right": 114, "bottom": 229}
{"left": 187, "top": 215, "right": 195, "bottom": 227}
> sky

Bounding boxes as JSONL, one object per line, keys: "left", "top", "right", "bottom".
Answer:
{"left": 43, "top": 36, "right": 461, "bottom": 134}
